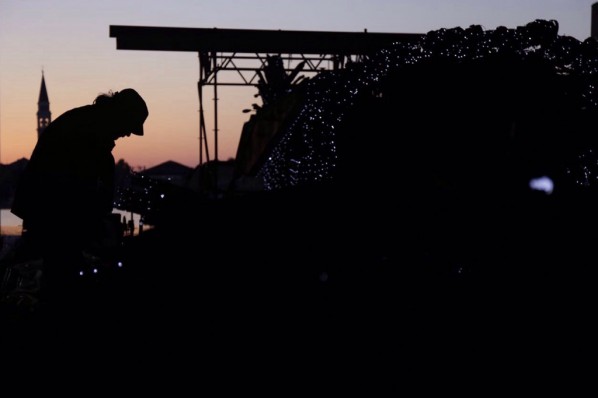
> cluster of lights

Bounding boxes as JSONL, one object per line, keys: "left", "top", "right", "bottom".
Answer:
{"left": 78, "top": 260, "right": 124, "bottom": 278}
{"left": 114, "top": 172, "right": 166, "bottom": 223}
{"left": 259, "top": 70, "right": 362, "bottom": 190}
{"left": 260, "top": 19, "right": 598, "bottom": 190}
{"left": 565, "top": 148, "right": 598, "bottom": 188}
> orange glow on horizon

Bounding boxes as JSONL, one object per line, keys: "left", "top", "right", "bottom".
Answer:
{"left": 1, "top": 70, "right": 254, "bottom": 169}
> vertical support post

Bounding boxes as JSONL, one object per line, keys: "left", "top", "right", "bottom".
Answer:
{"left": 198, "top": 52, "right": 211, "bottom": 194}
{"left": 212, "top": 51, "right": 219, "bottom": 192}
{"left": 199, "top": 80, "right": 203, "bottom": 167}
{"left": 213, "top": 51, "right": 219, "bottom": 161}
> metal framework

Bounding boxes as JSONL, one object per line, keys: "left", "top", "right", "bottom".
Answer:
{"left": 109, "top": 26, "right": 422, "bottom": 187}
{"left": 195, "top": 51, "right": 367, "bottom": 168}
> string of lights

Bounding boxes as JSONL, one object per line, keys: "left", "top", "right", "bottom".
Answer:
{"left": 259, "top": 19, "right": 598, "bottom": 190}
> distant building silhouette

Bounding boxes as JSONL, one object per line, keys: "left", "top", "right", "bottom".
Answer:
{"left": 37, "top": 71, "right": 51, "bottom": 139}
{"left": 141, "top": 160, "right": 193, "bottom": 187}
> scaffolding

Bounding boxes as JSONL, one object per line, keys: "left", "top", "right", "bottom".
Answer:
{"left": 110, "top": 25, "right": 421, "bottom": 164}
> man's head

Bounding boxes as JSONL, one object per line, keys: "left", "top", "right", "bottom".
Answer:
{"left": 113, "top": 88, "right": 149, "bottom": 136}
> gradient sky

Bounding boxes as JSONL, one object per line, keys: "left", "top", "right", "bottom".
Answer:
{"left": 1, "top": 0, "right": 596, "bottom": 169}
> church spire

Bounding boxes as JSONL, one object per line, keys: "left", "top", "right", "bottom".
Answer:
{"left": 37, "top": 71, "right": 51, "bottom": 139}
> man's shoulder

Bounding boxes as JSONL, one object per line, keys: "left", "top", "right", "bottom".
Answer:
{"left": 49, "top": 105, "right": 98, "bottom": 132}
{"left": 59, "top": 104, "right": 95, "bottom": 119}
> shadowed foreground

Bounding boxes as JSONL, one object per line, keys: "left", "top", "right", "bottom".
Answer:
{"left": 1, "top": 186, "right": 594, "bottom": 392}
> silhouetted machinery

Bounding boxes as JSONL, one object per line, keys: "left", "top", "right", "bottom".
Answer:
{"left": 108, "top": 20, "right": 598, "bottom": 281}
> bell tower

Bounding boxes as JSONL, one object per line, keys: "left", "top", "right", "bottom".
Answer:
{"left": 37, "top": 71, "right": 51, "bottom": 138}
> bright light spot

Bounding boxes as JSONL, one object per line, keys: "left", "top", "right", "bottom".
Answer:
{"left": 160, "top": 194, "right": 165, "bottom": 199}
{"left": 529, "top": 176, "right": 554, "bottom": 195}
{"left": 93, "top": 268, "right": 98, "bottom": 274}
{"left": 79, "top": 271, "right": 84, "bottom": 276}
{"left": 117, "top": 261, "right": 123, "bottom": 268}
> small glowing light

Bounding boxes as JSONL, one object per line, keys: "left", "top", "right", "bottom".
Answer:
{"left": 93, "top": 268, "right": 98, "bottom": 274}
{"left": 160, "top": 194, "right": 165, "bottom": 199}
{"left": 117, "top": 261, "right": 123, "bottom": 268}
{"left": 79, "top": 271, "right": 84, "bottom": 276}
{"left": 529, "top": 176, "right": 554, "bottom": 195}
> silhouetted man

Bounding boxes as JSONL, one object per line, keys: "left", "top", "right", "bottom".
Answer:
{"left": 11, "top": 88, "right": 148, "bottom": 303}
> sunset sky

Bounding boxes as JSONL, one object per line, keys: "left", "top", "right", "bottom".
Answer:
{"left": 1, "top": 0, "right": 596, "bottom": 169}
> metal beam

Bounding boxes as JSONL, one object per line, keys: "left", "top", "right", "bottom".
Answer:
{"left": 109, "top": 25, "right": 422, "bottom": 55}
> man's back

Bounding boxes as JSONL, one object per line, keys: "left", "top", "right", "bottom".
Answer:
{"left": 12, "top": 104, "right": 115, "bottom": 222}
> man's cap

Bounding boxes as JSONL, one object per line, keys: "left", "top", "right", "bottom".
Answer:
{"left": 115, "top": 88, "right": 149, "bottom": 136}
